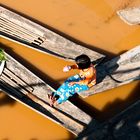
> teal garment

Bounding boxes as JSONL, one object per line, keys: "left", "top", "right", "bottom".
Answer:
{"left": 53, "top": 74, "right": 89, "bottom": 104}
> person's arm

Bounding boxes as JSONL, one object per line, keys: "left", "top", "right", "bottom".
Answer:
{"left": 63, "top": 64, "right": 78, "bottom": 72}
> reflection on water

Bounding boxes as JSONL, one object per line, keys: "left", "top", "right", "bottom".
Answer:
{"left": 1, "top": 0, "right": 140, "bottom": 139}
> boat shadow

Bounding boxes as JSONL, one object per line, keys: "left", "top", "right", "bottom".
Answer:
{"left": 75, "top": 81, "right": 140, "bottom": 139}
{"left": 0, "top": 91, "right": 16, "bottom": 106}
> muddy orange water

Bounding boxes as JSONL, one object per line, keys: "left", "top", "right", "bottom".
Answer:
{"left": 0, "top": 0, "right": 140, "bottom": 140}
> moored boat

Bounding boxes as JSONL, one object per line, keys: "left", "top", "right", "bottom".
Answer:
{"left": 0, "top": 51, "right": 97, "bottom": 135}
{"left": 0, "top": 6, "right": 105, "bottom": 62}
{"left": 80, "top": 45, "right": 140, "bottom": 98}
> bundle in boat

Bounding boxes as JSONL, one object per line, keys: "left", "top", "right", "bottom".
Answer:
{"left": 0, "top": 6, "right": 105, "bottom": 61}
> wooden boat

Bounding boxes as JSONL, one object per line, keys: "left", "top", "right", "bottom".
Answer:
{"left": 76, "top": 100, "right": 140, "bottom": 139}
{"left": 80, "top": 45, "right": 140, "bottom": 98}
{"left": 0, "top": 6, "right": 105, "bottom": 61}
{"left": 117, "top": 7, "right": 140, "bottom": 25}
{"left": 0, "top": 51, "right": 98, "bottom": 135}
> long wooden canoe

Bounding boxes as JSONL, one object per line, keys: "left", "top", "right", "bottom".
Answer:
{"left": 80, "top": 45, "right": 140, "bottom": 98}
{"left": 117, "top": 7, "right": 140, "bottom": 25}
{"left": 0, "top": 52, "right": 98, "bottom": 135}
{"left": 76, "top": 100, "right": 140, "bottom": 140}
{"left": 0, "top": 6, "right": 105, "bottom": 61}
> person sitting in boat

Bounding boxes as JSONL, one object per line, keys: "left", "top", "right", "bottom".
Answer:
{"left": 49, "top": 54, "right": 96, "bottom": 106}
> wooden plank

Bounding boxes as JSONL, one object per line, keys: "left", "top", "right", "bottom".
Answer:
{"left": 0, "top": 6, "right": 105, "bottom": 61}
{"left": 0, "top": 16, "right": 44, "bottom": 39}
{"left": 0, "top": 52, "right": 94, "bottom": 135}
{"left": 0, "top": 78, "right": 24, "bottom": 98}
{"left": 3, "top": 68, "right": 33, "bottom": 93}
{"left": 0, "top": 20, "right": 36, "bottom": 43}
{"left": 117, "top": 7, "right": 140, "bottom": 25}
{"left": 80, "top": 45, "right": 140, "bottom": 98}
{"left": 1, "top": 73, "right": 29, "bottom": 95}
{"left": 0, "top": 26, "right": 33, "bottom": 43}
{"left": 0, "top": 17, "right": 43, "bottom": 45}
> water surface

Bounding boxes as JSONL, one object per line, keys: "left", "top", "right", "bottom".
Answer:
{"left": 0, "top": 0, "right": 140, "bottom": 139}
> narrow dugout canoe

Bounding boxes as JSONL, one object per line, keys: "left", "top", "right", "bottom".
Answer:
{"left": 80, "top": 45, "right": 140, "bottom": 98}
{"left": 0, "top": 6, "right": 105, "bottom": 61}
{"left": 0, "top": 52, "right": 98, "bottom": 135}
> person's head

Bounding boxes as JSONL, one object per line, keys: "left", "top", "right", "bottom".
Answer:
{"left": 75, "top": 54, "right": 91, "bottom": 69}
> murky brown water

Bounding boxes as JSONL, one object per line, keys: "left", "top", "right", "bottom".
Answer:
{"left": 0, "top": 0, "right": 140, "bottom": 140}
